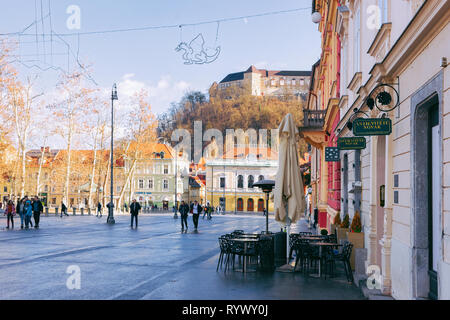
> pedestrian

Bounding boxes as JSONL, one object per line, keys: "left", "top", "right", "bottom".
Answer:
{"left": 16, "top": 198, "right": 25, "bottom": 229}
{"left": 130, "top": 199, "right": 141, "bottom": 228}
{"left": 5, "top": 200, "right": 15, "bottom": 229}
{"left": 97, "top": 201, "right": 102, "bottom": 217}
{"left": 61, "top": 201, "right": 69, "bottom": 217}
{"left": 190, "top": 200, "right": 203, "bottom": 231}
{"left": 32, "top": 196, "right": 43, "bottom": 229}
{"left": 202, "top": 203, "right": 210, "bottom": 219}
{"left": 207, "top": 205, "right": 213, "bottom": 220}
{"left": 173, "top": 205, "right": 178, "bottom": 219}
{"left": 179, "top": 200, "right": 189, "bottom": 232}
{"left": 24, "top": 199, "right": 33, "bottom": 229}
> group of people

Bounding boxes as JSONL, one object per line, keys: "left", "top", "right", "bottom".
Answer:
{"left": 1, "top": 196, "right": 44, "bottom": 229}
{"left": 177, "top": 200, "right": 214, "bottom": 233}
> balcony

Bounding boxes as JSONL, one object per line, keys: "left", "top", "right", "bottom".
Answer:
{"left": 301, "top": 109, "right": 327, "bottom": 130}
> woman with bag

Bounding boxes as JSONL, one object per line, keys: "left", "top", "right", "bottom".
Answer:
{"left": 5, "top": 200, "right": 16, "bottom": 229}
{"left": 24, "top": 199, "right": 33, "bottom": 229}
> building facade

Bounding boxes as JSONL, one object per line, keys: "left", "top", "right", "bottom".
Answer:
{"left": 212, "top": 65, "right": 311, "bottom": 100}
{"left": 334, "top": 0, "right": 449, "bottom": 299}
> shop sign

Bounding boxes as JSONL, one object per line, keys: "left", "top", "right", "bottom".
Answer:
{"left": 353, "top": 118, "right": 392, "bottom": 136}
{"left": 337, "top": 137, "right": 366, "bottom": 150}
{"left": 325, "top": 147, "right": 340, "bottom": 162}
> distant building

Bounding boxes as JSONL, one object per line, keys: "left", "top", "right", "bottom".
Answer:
{"left": 211, "top": 65, "right": 311, "bottom": 100}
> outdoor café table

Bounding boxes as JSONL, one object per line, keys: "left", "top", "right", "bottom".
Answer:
{"left": 230, "top": 238, "right": 260, "bottom": 273}
{"left": 308, "top": 242, "right": 342, "bottom": 277}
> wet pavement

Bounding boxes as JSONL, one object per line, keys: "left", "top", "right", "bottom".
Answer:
{"left": 0, "top": 214, "right": 365, "bottom": 300}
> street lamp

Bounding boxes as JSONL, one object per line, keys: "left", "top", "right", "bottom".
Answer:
{"left": 107, "top": 83, "right": 118, "bottom": 225}
{"left": 253, "top": 180, "right": 275, "bottom": 233}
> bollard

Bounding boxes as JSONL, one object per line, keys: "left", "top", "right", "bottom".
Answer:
{"left": 80, "top": 207, "right": 84, "bottom": 216}
{"left": 73, "top": 208, "right": 76, "bottom": 216}
{"left": 45, "top": 207, "right": 49, "bottom": 216}
{"left": 88, "top": 208, "right": 91, "bottom": 215}
{"left": 55, "top": 207, "right": 59, "bottom": 216}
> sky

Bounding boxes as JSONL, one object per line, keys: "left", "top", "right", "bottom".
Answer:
{"left": 0, "top": 0, "right": 322, "bottom": 117}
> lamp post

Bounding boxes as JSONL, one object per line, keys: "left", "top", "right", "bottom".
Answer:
{"left": 107, "top": 83, "right": 118, "bottom": 225}
{"left": 173, "top": 147, "right": 178, "bottom": 218}
{"left": 253, "top": 180, "right": 275, "bottom": 233}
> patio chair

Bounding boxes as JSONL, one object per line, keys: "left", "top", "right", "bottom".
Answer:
{"left": 217, "top": 237, "right": 231, "bottom": 272}
{"left": 323, "top": 241, "right": 354, "bottom": 282}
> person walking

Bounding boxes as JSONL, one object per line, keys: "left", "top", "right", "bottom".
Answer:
{"left": 24, "top": 199, "right": 33, "bottom": 229}
{"left": 5, "top": 200, "right": 15, "bottom": 229}
{"left": 60, "top": 201, "right": 69, "bottom": 217}
{"left": 17, "top": 198, "right": 25, "bottom": 229}
{"left": 32, "top": 196, "right": 43, "bottom": 229}
{"left": 190, "top": 200, "right": 203, "bottom": 231}
{"left": 130, "top": 199, "right": 141, "bottom": 228}
{"left": 97, "top": 202, "right": 102, "bottom": 218}
{"left": 202, "top": 203, "right": 210, "bottom": 219}
{"left": 179, "top": 200, "right": 189, "bottom": 232}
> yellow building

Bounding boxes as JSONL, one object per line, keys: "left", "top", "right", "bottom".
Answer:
{"left": 205, "top": 144, "right": 278, "bottom": 213}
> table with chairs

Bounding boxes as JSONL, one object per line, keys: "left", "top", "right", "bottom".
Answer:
{"left": 217, "top": 230, "right": 273, "bottom": 273}
{"left": 289, "top": 232, "right": 353, "bottom": 282}
{"left": 217, "top": 229, "right": 354, "bottom": 282}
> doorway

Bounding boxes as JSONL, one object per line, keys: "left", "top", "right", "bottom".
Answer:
{"left": 412, "top": 93, "right": 441, "bottom": 300}
{"left": 376, "top": 135, "right": 386, "bottom": 271}
{"left": 247, "top": 198, "right": 254, "bottom": 212}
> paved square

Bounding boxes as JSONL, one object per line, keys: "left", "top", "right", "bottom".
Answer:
{"left": 0, "top": 214, "right": 365, "bottom": 300}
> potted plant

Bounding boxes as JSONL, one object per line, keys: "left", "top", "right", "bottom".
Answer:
{"left": 337, "top": 213, "right": 349, "bottom": 242}
{"left": 331, "top": 213, "right": 341, "bottom": 234}
{"left": 346, "top": 211, "right": 364, "bottom": 270}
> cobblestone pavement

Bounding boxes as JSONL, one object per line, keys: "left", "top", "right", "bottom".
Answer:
{"left": 0, "top": 214, "right": 365, "bottom": 300}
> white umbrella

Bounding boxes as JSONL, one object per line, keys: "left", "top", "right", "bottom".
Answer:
{"left": 274, "top": 113, "right": 306, "bottom": 270}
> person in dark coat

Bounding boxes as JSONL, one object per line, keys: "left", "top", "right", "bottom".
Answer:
{"left": 189, "top": 200, "right": 203, "bottom": 231}
{"left": 32, "top": 196, "right": 44, "bottom": 228}
{"left": 130, "top": 199, "right": 141, "bottom": 228}
{"left": 97, "top": 202, "right": 102, "bottom": 217}
{"left": 179, "top": 200, "right": 190, "bottom": 232}
{"left": 61, "top": 201, "right": 69, "bottom": 217}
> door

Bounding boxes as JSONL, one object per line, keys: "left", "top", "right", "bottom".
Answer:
{"left": 237, "top": 198, "right": 244, "bottom": 211}
{"left": 257, "top": 199, "right": 265, "bottom": 212}
{"left": 428, "top": 104, "right": 440, "bottom": 300}
{"left": 247, "top": 198, "right": 254, "bottom": 212}
{"left": 376, "top": 135, "right": 386, "bottom": 271}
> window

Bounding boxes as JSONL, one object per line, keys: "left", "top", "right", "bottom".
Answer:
{"left": 258, "top": 175, "right": 264, "bottom": 182}
{"left": 270, "top": 79, "right": 275, "bottom": 86}
{"left": 44, "top": 185, "right": 48, "bottom": 192}
{"left": 52, "top": 198, "right": 56, "bottom": 205}
{"left": 139, "top": 179, "right": 144, "bottom": 189}
{"left": 300, "top": 78, "right": 305, "bottom": 86}
{"left": 237, "top": 175, "right": 244, "bottom": 189}
{"left": 3, "top": 186, "right": 6, "bottom": 192}
{"left": 44, "top": 173, "right": 48, "bottom": 180}
{"left": 163, "top": 180, "right": 169, "bottom": 190}
{"left": 280, "top": 79, "right": 285, "bottom": 86}
{"left": 148, "top": 179, "right": 153, "bottom": 189}
{"left": 379, "top": 0, "right": 388, "bottom": 24}
{"left": 117, "top": 186, "right": 121, "bottom": 192}
{"left": 248, "top": 175, "right": 254, "bottom": 188}
{"left": 292, "top": 79, "right": 296, "bottom": 85}
{"left": 164, "top": 164, "right": 169, "bottom": 174}
{"left": 220, "top": 177, "right": 226, "bottom": 189}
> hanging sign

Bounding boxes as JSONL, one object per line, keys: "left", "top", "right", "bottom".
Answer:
{"left": 353, "top": 118, "right": 392, "bottom": 136}
{"left": 337, "top": 137, "right": 366, "bottom": 150}
{"left": 325, "top": 147, "right": 340, "bottom": 162}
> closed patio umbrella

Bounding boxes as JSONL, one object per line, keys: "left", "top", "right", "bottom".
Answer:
{"left": 274, "top": 113, "right": 306, "bottom": 270}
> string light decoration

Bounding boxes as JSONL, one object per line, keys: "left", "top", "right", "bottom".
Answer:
{"left": 1, "top": 6, "right": 311, "bottom": 69}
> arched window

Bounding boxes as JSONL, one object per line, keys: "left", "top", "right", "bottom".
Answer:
{"left": 247, "top": 198, "right": 254, "bottom": 212}
{"left": 237, "top": 198, "right": 244, "bottom": 211}
{"left": 237, "top": 175, "right": 244, "bottom": 189}
{"left": 258, "top": 175, "right": 264, "bottom": 182}
{"left": 248, "top": 175, "right": 254, "bottom": 188}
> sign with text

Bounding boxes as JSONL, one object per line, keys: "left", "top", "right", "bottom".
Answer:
{"left": 325, "top": 147, "right": 340, "bottom": 162}
{"left": 337, "top": 137, "right": 367, "bottom": 150}
{"left": 353, "top": 118, "right": 392, "bottom": 136}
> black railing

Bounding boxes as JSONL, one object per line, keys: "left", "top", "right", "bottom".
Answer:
{"left": 302, "top": 109, "right": 327, "bottom": 129}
